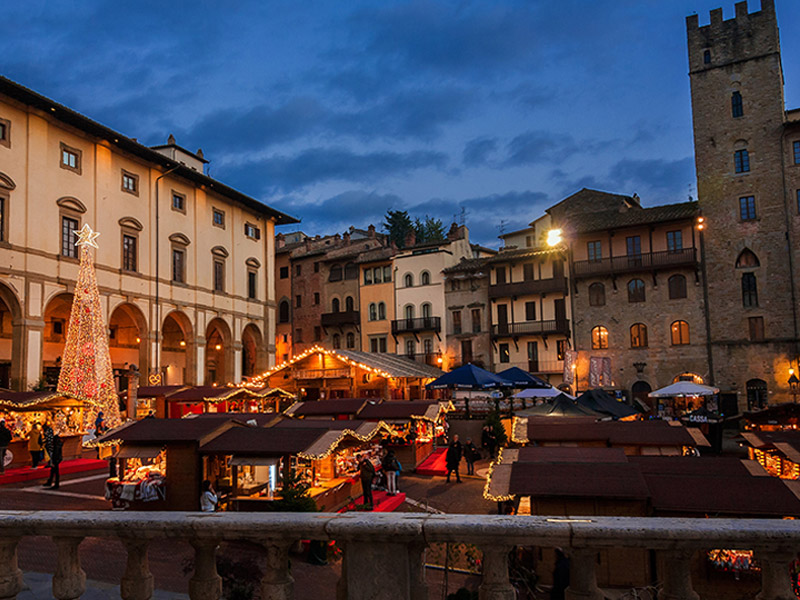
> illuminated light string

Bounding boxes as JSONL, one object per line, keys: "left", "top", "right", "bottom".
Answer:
{"left": 298, "top": 420, "right": 396, "bottom": 460}
{"left": 482, "top": 447, "right": 516, "bottom": 503}
{"left": 510, "top": 416, "right": 529, "bottom": 444}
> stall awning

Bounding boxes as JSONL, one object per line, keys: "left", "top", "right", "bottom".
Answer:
{"left": 231, "top": 456, "right": 278, "bottom": 467}
{"left": 115, "top": 445, "right": 163, "bottom": 459}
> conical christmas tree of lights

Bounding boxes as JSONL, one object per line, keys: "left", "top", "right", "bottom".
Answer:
{"left": 57, "top": 224, "right": 121, "bottom": 430}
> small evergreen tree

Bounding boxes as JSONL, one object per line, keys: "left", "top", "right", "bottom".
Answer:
{"left": 414, "top": 216, "right": 446, "bottom": 244}
{"left": 484, "top": 410, "right": 508, "bottom": 447}
{"left": 383, "top": 210, "right": 415, "bottom": 248}
{"left": 266, "top": 469, "right": 317, "bottom": 512}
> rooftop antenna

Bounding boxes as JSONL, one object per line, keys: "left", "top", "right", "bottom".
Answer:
{"left": 459, "top": 206, "right": 467, "bottom": 227}
{"left": 498, "top": 219, "right": 507, "bottom": 236}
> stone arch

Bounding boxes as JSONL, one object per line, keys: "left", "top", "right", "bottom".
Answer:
{"left": 735, "top": 248, "right": 760, "bottom": 268}
{"left": 241, "top": 323, "right": 265, "bottom": 378}
{"left": 162, "top": 310, "right": 195, "bottom": 385}
{"left": 117, "top": 217, "right": 143, "bottom": 231}
{"left": 56, "top": 197, "right": 87, "bottom": 213}
{"left": 0, "top": 281, "right": 24, "bottom": 390}
{"left": 0, "top": 172, "right": 16, "bottom": 190}
{"left": 108, "top": 302, "right": 149, "bottom": 376}
{"left": 42, "top": 292, "right": 74, "bottom": 386}
{"left": 205, "top": 317, "right": 233, "bottom": 385}
{"left": 631, "top": 380, "right": 653, "bottom": 413}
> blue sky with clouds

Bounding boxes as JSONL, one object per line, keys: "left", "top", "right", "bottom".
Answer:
{"left": 2, "top": 0, "right": 798, "bottom": 246}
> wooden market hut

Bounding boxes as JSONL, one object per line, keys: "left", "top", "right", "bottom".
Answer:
{"left": 244, "top": 346, "right": 443, "bottom": 401}
{"left": 283, "top": 398, "right": 370, "bottom": 420}
{"left": 741, "top": 429, "right": 800, "bottom": 479}
{"left": 165, "top": 385, "right": 294, "bottom": 418}
{"left": 127, "top": 385, "right": 186, "bottom": 419}
{"left": 742, "top": 402, "right": 800, "bottom": 431}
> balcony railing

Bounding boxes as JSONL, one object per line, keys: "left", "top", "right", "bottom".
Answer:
{"left": 0, "top": 512, "right": 797, "bottom": 600}
{"left": 320, "top": 310, "right": 360, "bottom": 328}
{"left": 572, "top": 248, "right": 697, "bottom": 278}
{"left": 292, "top": 368, "right": 350, "bottom": 379}
{"left": 491, "top": 319, "right": 570, "bottom": 337}
{"left": 404, "top": 352, "right": 443, "bottom": 367}
{"left": 489, "top": 276, "right": 568, "bottom": 298}
{"left": 391, "top": 316, "right": 441, "bottom": 335}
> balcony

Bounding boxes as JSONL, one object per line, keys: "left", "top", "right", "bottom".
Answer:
{"left": 292, "top": 367, "right": 350, "bottom": 379}
{"left": 320, "top": 310, "right": 360, "bottom": 328}
{"left": 489, "top": 276, "right": 568, "bottom": 299}
{"left": 391, "top": 316, "right": 441, "bottom": 335}
{"left": 404, "top": 352, "right": 443, "bottom": 367}
{"left": 0, "top": 511, "right": 797, "bottom": 600}
{"left": 491, "top": 319, "right": 570, "bottom": 338}
{"left": 572, "top": 248, "right": 697, "bottom": 279}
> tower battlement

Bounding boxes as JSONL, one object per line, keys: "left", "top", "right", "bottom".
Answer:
{"left": 687, "top": 0, "right": 779, "bottom": 73}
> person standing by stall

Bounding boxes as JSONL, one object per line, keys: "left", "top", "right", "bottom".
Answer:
{"left": 445, "top": 434, "right": 463, "bottom": 483}
{"left": 382, "top": 450, "right": 401, "bottom": 496}
{"left": 200, "top": 480, "right": 218, "bottom": 512}
{"left": 41, "top": 422, "right": 54, "bottom": 467}
{"left": 44, "top": 433, "right": 63, "bottom": 489}
{"left": 94, "top": 412, "right": 106, "bottom": 437}
{"left": 28, "top": 423, "right": 44, "bottom": 468}
{"left": 0, "top": 420, "right": 11, "bottom": 473}
{"left": 359, "top": 456, "right": 376, "bottom": 509}
{"left": 464, "top": 437, "right": 479, "bottom": 476}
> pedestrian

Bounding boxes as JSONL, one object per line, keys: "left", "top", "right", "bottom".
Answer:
{"left": 481, "top": 425, "right": 491, "bottom": 458}
{"left": 200, "top": 480, "right": 218, "bottom": 512}
{"left": 145, "top": 410, "right": 155, "bottom": 419}
{"left": 28, "top": 422, "right": 44, "bottom": 468}
{"left": 0, "top": 419, "right": 12, "bottom": 474}
{"left": 445, "top": 434, "right": 463, "bottom": 483}
{"left": 486, "top": 426, "right": 498, "bottom": 458}
{"left": 94, "top": 411, "right": 106, "bottom": 437}
{"left": 464, "top": 437, "right": 479, "bottom": 475}
{"left": 44, "top": 433, "right": 63, "bottom": 489}
{"left": 41, "top": 422, "right": 54, "bottom": 467}
{"left": 359, "top": 456, "right": 375, "bottom": 509}
{"left": 550, "top": 548, "right": 570, "bottom": 600}
{"left": 382, "top": 450, "right": 401, "bottom": 495}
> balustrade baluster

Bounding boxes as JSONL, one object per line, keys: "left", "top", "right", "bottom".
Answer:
{"left": 657, "top": 549, "right": 698, "bottom": 600}
{"left": 478, "top": 545, "right": 514, "bottom": 600}
{"left": 260, "top": 541, "right": 294, "bottom": 600}
{"left": 565, "top": 549, "right": 603, "bottom": 600}
{"left": 408, "top": 542, "right": 428, "bottom": 600}
{"left": 189, "top": 540, "right": 222, "bottom": 600}
{"left": 120, "top": 539, "right": 154, "bottom": 600}
{"left": 52, "top": 536, "right": 86, "bottom": 600}
{"left": 756, "top": 550, "right": 796, "bottom": 600}
{"left": 0, "top": 538, "right": 23, "bottom": 600}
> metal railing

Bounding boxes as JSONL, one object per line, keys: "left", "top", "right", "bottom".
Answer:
{"left": 391, "top": 317, "right": 442, "bottom": 334}
{"left": 320, "top": 310, "right": 360, "bottom": 327}
{"left": 404, "top": 352, "right": 443, "bottom": 367}
{"left": 489, "top": 276, "right": 568, "bottom": 298}
{"left": 491, "top": 319, "right": 570, "bottom": 337}
{"left": 572, "top": 248, "right": 697, "bottom": 278}
{"left": 0, "top": 512, "right": 797, "bottom": 600}
{"left": 292, "top": 368, "right": 350, "bottom": 379}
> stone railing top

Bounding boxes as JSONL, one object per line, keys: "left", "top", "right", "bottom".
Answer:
{"left": 0, "top": 512, "right": 799, "bottom": 551}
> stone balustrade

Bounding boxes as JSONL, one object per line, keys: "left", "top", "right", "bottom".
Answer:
{"left": 0, "top": 512, "right": 798, "bottom": 600}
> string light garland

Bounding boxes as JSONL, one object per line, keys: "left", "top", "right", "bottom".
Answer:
{"left": 56, "top": 225, "right": 121, "bottom": 430}
{"left": 510, "top": 416, "right": 529, "bottom": 444}
{"left": 298, "top": 420, "right": 395, "bottom": 460}
{"left": 482, "top": 447, "right": 516, "bottom": 502}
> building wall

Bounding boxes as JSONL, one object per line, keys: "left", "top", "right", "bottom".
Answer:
{"left": 359, "top": 260, "right": 396, "bottom": 354}
{"left": 443, "top": 271, "right": 491, "bottom": 370}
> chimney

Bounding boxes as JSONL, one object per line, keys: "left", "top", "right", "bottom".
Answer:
{"left": 447, "top": 222, "right": 459, "bottom": 241}
{"left": 343, "top": 232, "right": 351, "bottom": 245}
{"left": 167, "top": 133, "right": 176, "bottom": 145}
{"left": 368, "top": 224, "right": 376, "bottom": 238}
{"left": 196, "top": 148, "right": 205, "bottom": 159}
{"left": 405, "top": 230, "right": 416, "bottom": 248}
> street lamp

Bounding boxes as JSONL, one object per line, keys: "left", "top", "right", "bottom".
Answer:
{"left": 546, "top": 229, "right": 563, "bottom": 247}
{"left": 789, "top": 368, "right": 799, "bottom": 403}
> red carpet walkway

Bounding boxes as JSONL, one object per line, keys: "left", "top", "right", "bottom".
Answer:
{"left": 0, "top": 459, "right": 107, "bottom": 485}
{"left": 341, "top": 490, "right": 407, "bottom": 513}
{"left": 415, "top": 447, "right": 447, "bottom": 476}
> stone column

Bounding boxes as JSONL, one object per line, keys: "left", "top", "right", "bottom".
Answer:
{"left": 52, "top": 537, "right": 86, "bottom": 600}
{"left": 0, "top": 538, "right": 23, "bottom": 600}
{"left": 260, "top": 541, "right": 293, "bottom": 600}
{"left": 408, "top": 542, "right": 428, "bottom": 600}
{"left": 24, "top": 325, "right": 44, "bottom": 391}
{"left": 336, "top": 543, "right": 348, "bottom": 600}
{"left": 565, "top": 549, "right": 603, "bottom": 600}
{"left": 478, "top": 545, "right": 515, "bottom": 600}
{"left": 188, "top": 540, "right": 222, "bottom": 600}
{"left": 344, "top": 540, "right": 411, "bottom": 600}
{"left": 121, "top": 539, "right": 154, "bottom": 600}
{"left": 196, "top": 339, "right": 206, "bottom": 386}
{"left": 756, "top": 550, "right": 796, "bottom": 600}
{"left": 233, "top": 341, "right": 243, "bottom": 384}
{"left": 657, "top": 549, "right": 698, "bottom": 600}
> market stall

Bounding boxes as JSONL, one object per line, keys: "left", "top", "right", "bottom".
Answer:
{"left": 165, "top": 385, "right": 294, "bottom": 418}
{"left": 104, "top": 445, "right": 166, "bottom": 509}
{"left": 283, "top": 398, "right": 371, "bottom": 420}
{"left": 648, "top": 381, "right": 720, "bottom": 418}
{"left": 128, "top": 385, "right": 187, "bottom": 419}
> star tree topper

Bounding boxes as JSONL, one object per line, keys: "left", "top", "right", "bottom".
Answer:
{"left": 75, "top": 224, "right": 100, "bottom": 249}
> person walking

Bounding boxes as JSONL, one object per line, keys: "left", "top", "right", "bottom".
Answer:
{"left": 200, "top": 480, "right": 218, "bottom": 512}
{"left": 359, "top": 456, "right": 376, "bottom": 509}
{"left": 382, "top": 450, "right": 401, "bottom": 495}
{"left": 41, "top": 422, "right": 54, "bottom": 467}
{"left": 44, "top": 433, "right": 63, "bottom": 489}
{"left": 28, "top": 423, "right": 44, "bottom": 468}
{"left": 481, "top": 425, "right": 491, "bottom": 458}
{"left": 445, "top": 434, "right": 463, "bottom": 483}
{"left": 94, "top": 411, "right": 106, "bottom": 437}
{"left": 464, "top": 437, "right": 479, "bottom": 476}
{"left": 0, "top": 420, "right": 12, "bottom": 473}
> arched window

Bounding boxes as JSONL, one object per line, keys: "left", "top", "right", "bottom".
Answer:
{"left": 332, "top": 298, "right": 340, "bottom": 313}
{"left": 591, "top": 326, "right": 608, "bottom": 349}
{"left": 731, "top": 91, "right": 743, "bottom": 118}
{"left": 346, "top": 332, "right": 355, "bottom": 349}
{"left": 329, "top": 264, "right": 343, "bottom": 281}
{"left": 404, "top": 273, "right": 414, "bottom": 287}
{"left": 422, "top": 303, "right": 432, "bottom": 318}
{"left": 589, "top": 283, "right": 606, "bottom": 307}
{"left": 405, "top": 305, "right": 415, "bottom": 320}
{"left": 630, "top": 323, "right": 648, "bottom": 348}
{"left": 406, "top": 339, "right": 415, "bottom": 357}
{"left": 670, "top": 320, "right": 690, "bottom": 345}
{"left": 278, "top": 300, "right": 290, "bottom": 323}
{"left": 668, "top": 275, "right": 687, "bottom": 299}
{"left": 742, "top": 272, "right": 758, "bottom": 307}
{"left": 421, "top": 271, "right": 431, "bottom": 285}
{"left": 628, "top": 279, "right": 645, "bottom": 303}
{"left": 423, "top": 339, "right": 433, "bottom": 354}
{"left": 378, "top": 302, "right": 386, "bottom": 320}
{"left": 734, "top": 148, "right": 750, "bottom": 173}
{"left": 344, "top": 262, "right": 358, "bottom": 280}
{"left": 345, "top": 296, "right": 354, "bottom": 312}
{"left": 736, "top": 248, "right": 760, "bottom": 268}
{"left": 369, "top": 303, "right": 377, "bottom": 321}
{"left": 332, "top": 334, "right": 341, "bottom": 349}
{"left": 746, "top": 378, "right": 768, "bottom": 410}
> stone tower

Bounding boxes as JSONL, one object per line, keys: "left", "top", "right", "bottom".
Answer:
{"left": 687, "top": 0, "right": 800, "bottom": 409}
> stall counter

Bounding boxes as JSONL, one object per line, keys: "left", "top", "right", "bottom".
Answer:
{"left": 6, "top": 434, "right": 84, "bottom": 468}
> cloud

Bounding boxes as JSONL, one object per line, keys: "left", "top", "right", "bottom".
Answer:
{"left": 504, "top": 131, "right": 578, "bottom": 166}
{"left": 462, "top": 137, "right": 499, "bottom": 167}
{"left": 609, "top": 157, "right": 695, "bottom": 195}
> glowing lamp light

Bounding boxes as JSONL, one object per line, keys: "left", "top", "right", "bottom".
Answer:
{"left": 546, "top": 229, "right": 563, "bottom": 247}
{"left": 437, "top": 357, "right": 443, "bottom": 364}
{"left": 215, "top": 344, "right": 222, "bottom": 351}
{"left": 180, "top": 340, "right": 186, "bottom": 347}
{"left": 696, "top": 216, "right": 706, "bottom": 230}
{"left": 135, "top": 337, "right": 141, "bottom": 343}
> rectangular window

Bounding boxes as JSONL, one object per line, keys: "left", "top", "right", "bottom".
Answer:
{"left": 314, "top": 262, "right": 320, "bottom": 273}
{"left": 0, "top": 196, "right": 5, "bottom": 242}
{"left": 452, "top": 310, "right": 462, "bottom": 335}
{"left": 587, "top": 241, "right": 602, "bottom": 262}
{"left": 52, "top": 320, "right": 64, "bottom": 335}
{"left": 734, "top": 149, "right": 750, "bottom": 173}
{"left": 172, "top": 248, "right": 185, "bottom": 283}
{"left": 295, "top": 295, "right": 302, "bottom": 308}
{"left": 314, "top": 292, "right": 320, "bottom": 305}
{"left": 364, "top": 269, "right": 373, "bottom": 285}
{"left": 495, "top": 266, "right": 506, "bottom": 284}
{"left": 0, "top": 117, "right": 9, "bottom": 148}
{"left": 525, "top": 301, "right": 536, "bottom": 321}
{"left": 739, "top": 196, "right": 757, "bottom": 221}
{"left": 794, "top": 141, "right": 800, "bottom": 165}
{"left": 525, "top": 235, "right": 533, "bottom": 248}
{"left": 527, "top": 341, "right": 539, "bottom": 372}
{"left": 121, "top": 170, "right": 138, "bottom": 195}
{"left": 471, "top": 308, "right": 481, "bottom": 333}
{"left": 122, "top": 234, "right": 137, "bottom": 271}
{"left": 295, "top": 264, "right": 302, "bottom": 276}
{"left": 370, "top": 338, "right": 378, "bottom": 353}
{"left": 212, "top": 208, "right": 225, "bottom": 228}
{"left": 373, "top": 267, "right": 382, "bottom": 284}
{"left": 523, "top": 263, "right": 534, "bottom": 281}
{"left": 749, "top": 316, "right": 765, "bottom": 341}
{"left": 61, "top": 216, "right": 79, "bottom": 258}
{"left": 295, "top": 328, "right": 303, "bottom": 343}
{"left": 247, "top": 271, "right": 257, "bottom": 299}
{"left": 499, "top": 343, "right": 510, "bottom": 364}
{"left": 626, "top": 236, "right": 642, "bottom": 257}
{"left": 213, "top": 259, "right": 225, "bottom": 292}
{"left": 314, "top": 326, "right": 321, "bottom": 341}
{"left": 60, "top": 143, "right": 81, "bottom": 174}
{"left": 279, "top": 266, "right": 289, "bottom": 279}
{"left": 557, "top": 339, "right": 566, "bottom": 361}
{"left": 383, "top": 266, "right": 392, "bottom": 282}
{"left": 797, "top": 189, "right": 800, "bottom": 214}
{"left": 172, "top": 192, "right": 186, "bottom": 213}
{"left": 461, "top": 340, "right": 473, "bottom": 363}
{"left": 666, "top": 230, "right": 683, "bottom": 253}
{"left": 244, "top": 223, "right": 261, "bottom": 239}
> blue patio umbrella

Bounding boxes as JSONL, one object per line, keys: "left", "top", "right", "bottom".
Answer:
{"left": 496, "top": 367, "right": 550, "bottom": 389}
{"left": 576, "top": 389, "right": 638, "bottom": 419}
{"left": 426, "top": 363, "right": 512, "bottom": 390}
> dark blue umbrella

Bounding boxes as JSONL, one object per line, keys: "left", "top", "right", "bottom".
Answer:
{"left": 497, "top": 367, "right": 550, "bottom": 389}
{"left": 576, "top": 389, "right": 638, "bottom": 419}
{"left": 426, "top": 363, "right": 511, "bottom": 390}
{"left": 516, "top": 394, "right": 603, "bottom": 418}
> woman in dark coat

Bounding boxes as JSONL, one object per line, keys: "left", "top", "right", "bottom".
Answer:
{"left": 445, "top": 434, "right": 463, "bottom": 483}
